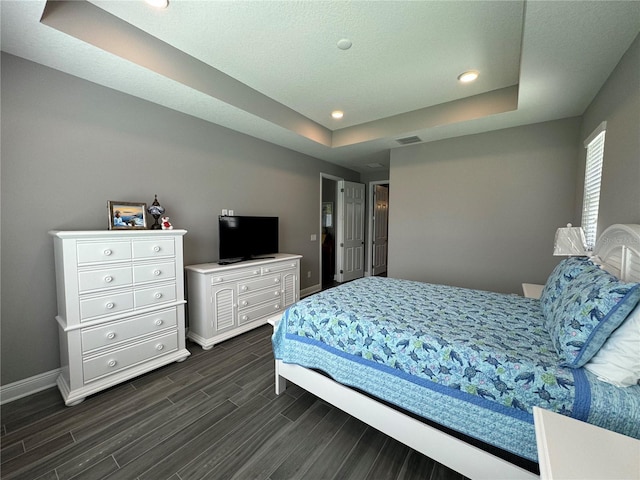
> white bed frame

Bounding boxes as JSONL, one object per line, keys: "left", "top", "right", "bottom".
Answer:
{"left": 273, "top": 224, "right": 640, "bottom": 480}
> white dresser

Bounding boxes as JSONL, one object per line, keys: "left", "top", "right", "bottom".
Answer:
{"left": 50, "top": 230, "right": 190, "bottom": 406}
{"left": 185, "top": 254, "right": 301, "bottom": 349}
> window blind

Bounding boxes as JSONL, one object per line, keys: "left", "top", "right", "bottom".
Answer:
{"left": 581, "top": 123, "right": 606, "bottom": 250}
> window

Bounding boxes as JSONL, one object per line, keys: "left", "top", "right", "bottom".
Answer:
{"left": 581, "top": 122, "right": 606, "bottom": 250}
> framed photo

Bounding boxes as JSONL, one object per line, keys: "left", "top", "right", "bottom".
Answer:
{"left": 322, "top": 202, "right": 333, "bottom": 228}
{"left": 107, "top": 201, "right": 148, "bottom": 230}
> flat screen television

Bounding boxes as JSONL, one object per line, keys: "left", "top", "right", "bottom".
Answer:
{"left": 218, "top": 215, "right": 279, "bottom": 264}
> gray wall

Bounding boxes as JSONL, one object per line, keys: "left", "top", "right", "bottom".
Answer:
{"left": 388, "top": 118, "right": 582, "bottom": 294}
{"left": 577, "top": 34, "right": 640, "bottom": 230}
{"left": 0, "top": 53, "right": 359, "bottom": 385}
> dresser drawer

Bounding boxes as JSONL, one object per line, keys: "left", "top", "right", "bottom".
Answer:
{"left": 238, "top": 275, "right": 280, "bottom": 295}
{"left": 133, "top": 261, "right": 176, "bottom": 284}
{"left": 132, "top": 239, "right": 175, "bottom": 259}
{"left": 238, "top": 287, "right": 281, "bottom": 311}
{"left": 238, "top": 301, "right": 281, "bottom": 325}
{"left": 77, "top": 241, "right": 131, "bottom": 264}
{"left": 80, "top": 291, "right": 134, "bottom": 321}
{"left": 83, "top": 331, "right": 178, "bottom": 382}
{"left": 78, "top": 266, "right": 133, "bottom": 293}
{"left": 134, "top": 283, "right": 177, "bottom": 308}
{"left": 81, "top": 308, "right": 178, "bottom": 353}
{"left": 210, "top": 267, "right": 261, "bottom": 284}
{"left": 261, "top": 260, "right": 298, "bottom": 274}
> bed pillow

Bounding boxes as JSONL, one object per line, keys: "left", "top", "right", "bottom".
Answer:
{"left": 540, "top": 257, "right": 599, "bottom": 331}
{"left": 584, "top": 303, "right": 640, "bottom": 386}
{"left": 547, "top": 266, "right": 640, "bottom": 368}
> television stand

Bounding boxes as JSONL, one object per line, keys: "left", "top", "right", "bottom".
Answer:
{"left": 185, "top": 254, "right": 302, "bottom": 350}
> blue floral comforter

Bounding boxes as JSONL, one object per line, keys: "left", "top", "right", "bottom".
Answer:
{"left": 272, "top": 276, "right": 640, "bottom": 461}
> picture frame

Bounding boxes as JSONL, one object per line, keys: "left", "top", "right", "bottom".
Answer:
{"left": 322, "top": 202, "right": 333, "bottom": 228}
{"left": 107, "top": 201, "right": 148, "bottom": 230}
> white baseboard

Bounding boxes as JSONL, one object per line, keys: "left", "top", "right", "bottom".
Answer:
{"left": 0, "top": 369, "right": 60, "bottom": 405}
{"left": 301, "top": 284, "right": 321, "bottom": 298}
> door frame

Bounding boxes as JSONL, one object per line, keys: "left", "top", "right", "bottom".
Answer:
{"left": 320, "top": 173, "right": 343, "bottom": 288}
{"left": 366, "top": 179, "right": 390, "bottom": 277}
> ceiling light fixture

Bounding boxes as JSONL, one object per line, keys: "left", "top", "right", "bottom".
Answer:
{"left": 145, "top": 0, "right": 169, "bottom": 9}
{"left": 337, "top": 39, "right": 353, "bottom": 50}
{"left": 457, "top": 70, "right": 479, "bottom": 83}
{"left": 331, "top": 110, "right": 344, "bottom": 120}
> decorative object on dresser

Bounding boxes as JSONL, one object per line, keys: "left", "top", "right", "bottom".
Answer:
{"left": 107, "top": 201, "right": 148, "bottom": 230}
{"left": 185, "top": 254, "right": 301, "bottom": 350}
{"left": 161, "top": 216, "right": 173, "bottom": 230}
{"left": 50, "top": 229, "right": 190, "bottom": 406}
{"left": 147, "top": 194, "right": 165, "bottom": 230}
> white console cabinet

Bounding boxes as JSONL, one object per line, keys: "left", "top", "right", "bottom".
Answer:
{"left": 50, "top": 230, "right": 190, "bottom": 406}
{"left": 185, "top": 254, "right": 301, "bottom": 349}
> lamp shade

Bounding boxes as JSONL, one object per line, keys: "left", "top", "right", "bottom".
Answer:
{"left": 554, "top": 224, "right": 588, "bottom": 256}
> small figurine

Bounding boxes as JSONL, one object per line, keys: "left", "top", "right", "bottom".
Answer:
{"left": 161, "top": 216, "right": 173, "bottom": 230}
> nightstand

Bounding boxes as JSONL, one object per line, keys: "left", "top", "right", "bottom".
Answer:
{"left": 522, "top": 283, "right": 544, "bottom": 299}
{"left": 533, "top": 407, "right": 640, "bottom": 479}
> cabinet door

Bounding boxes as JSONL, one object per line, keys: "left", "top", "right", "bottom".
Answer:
{"left": 211, "top": 284, "right": 236, "bottom": 333}
{"left": 282, "top": 272, "right": 298, "bottom": 308}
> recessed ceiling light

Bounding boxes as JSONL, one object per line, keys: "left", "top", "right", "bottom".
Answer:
{"left": 145, "top": 0, "right": 169, "bottom": 8}
{"left": 457, "top": 70, "right": 479, "bottom": 83}
{"left": 331, "top": 110, "right": 344, "bottom": 120}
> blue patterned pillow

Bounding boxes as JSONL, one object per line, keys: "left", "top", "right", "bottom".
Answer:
{"left": 540, "top": 257, "right": 599, "bottom": 331}
{"left": 547, "top": 266, "right": 640, "bottom": 367}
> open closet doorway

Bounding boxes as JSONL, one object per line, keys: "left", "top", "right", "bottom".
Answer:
{"left": 367, "top": 180, "right": 390, "bottom": 277}
{"left": 321, "top": 174, "right": 340, "bottom": 289}
{"left": 320, "top": 174, "right": 366, "bottom": 288}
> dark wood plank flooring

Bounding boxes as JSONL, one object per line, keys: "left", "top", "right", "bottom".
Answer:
{"left": 1, "top": 325, "right": 467, "bottom": 480}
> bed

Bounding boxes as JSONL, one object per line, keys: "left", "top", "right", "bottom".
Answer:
{"left": 271, "top": 224, "right": 640, "bottom": 479}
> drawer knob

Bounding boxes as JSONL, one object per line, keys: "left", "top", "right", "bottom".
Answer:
{"left": 106, "top": 302, "right": 115, "bottom": 310}
{"left": 156, "top": 343, "right": 165, "bottom": 351}
{"left": 241, "top": 315, "right": 248, "bottom": 321}
{"left": 214, "top": 277, "right": 223, "bottom": 283}
{"left": 274, "top": 278, "right": 280, "bottom": 283}
{"left": 153, "top": 246, "right": 161, "bottom": 252}
{"left": 253, "top": 270, "right": 259, "bottom": 275}
{"left": 241, "top": 300, "right": 248, "bottom": 306}
{"left": 103, "top": 249, "right": 112, "bottom": 256}
{"left": 106, "top": 331, "right": 116, "bottom": 340}
{"left": 107, "top": 359, "right": 117, "bottom": 368}
{"left": 264, "top": 268, "right": 270, "bottom": 273}
{"left": 274, "top": 291, "right": 279, "bottom": 296}
{"left": 241, "top": 285, "right": 248, "bottom": 291}
{"left": 154, "top": 269, "right": 162, "bottom": 276}
{"left": 154, "top": 292, "right": 163, "bottom": 299}
{"left": 154, "top": 319, "right": 163, "bottom": 326}
{"left": 275, "top": 304, "right": 280, "bottom": 309}
{"left": 104, "top": 275, "right": 113, "bottom": 283}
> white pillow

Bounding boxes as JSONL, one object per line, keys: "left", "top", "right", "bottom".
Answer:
{"left": 584, "top": 303, "right": 640, "bottom": 387}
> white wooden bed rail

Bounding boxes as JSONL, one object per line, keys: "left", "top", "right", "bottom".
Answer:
{"left": 275, "top": 359, "right": 538, "bottom": 480}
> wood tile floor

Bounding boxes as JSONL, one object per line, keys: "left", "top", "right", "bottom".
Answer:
{"left": 1, "top": 325, "right": 467, "bottom": 480}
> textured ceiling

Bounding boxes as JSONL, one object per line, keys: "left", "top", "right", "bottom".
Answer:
{"left": 2, "top": 1, "right": 639, "bottom": 172}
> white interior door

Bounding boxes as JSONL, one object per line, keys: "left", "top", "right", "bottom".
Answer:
{"left": 372, "top": 184, "right": 389, "bottom": 276}
{"left": 337, "top": 181, "right": 365, "bottom": 283}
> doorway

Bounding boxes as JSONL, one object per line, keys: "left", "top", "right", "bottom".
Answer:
{"left": 321, "top": 174, "right": 340, "bottom": 288}
{"left": 367, "top": 180, "right": 390, "bottom": 277}
{"left": 320, "top": 175, "right": 366, "bottom": 288}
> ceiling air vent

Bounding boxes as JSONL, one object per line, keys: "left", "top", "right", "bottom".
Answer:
{"left": 395, "top": 135, "right": 422, "bottom": 145}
